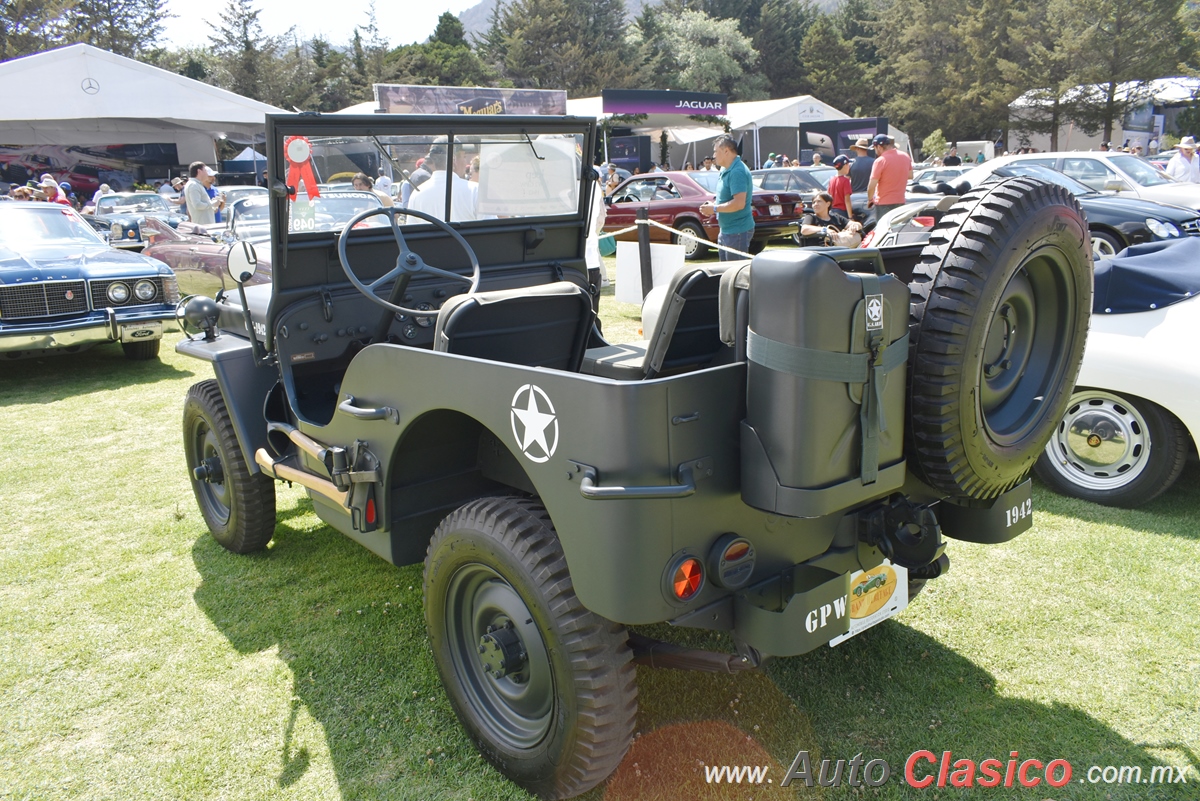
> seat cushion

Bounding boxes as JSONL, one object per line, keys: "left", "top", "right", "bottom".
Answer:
{"left": 434, "top": 281, "right": 593, "bottom": 371}
{"left": 581, "top": 341, "right": 650, "bottom": 378}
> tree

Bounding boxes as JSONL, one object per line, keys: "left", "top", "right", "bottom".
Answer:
{"left": 1, "top": 0, "right": 70, "bottom": 59}
{"left": 1059, "top": 0, "right": 1195, "bottom": 141}
{"left": 921, "top": 128, "right": 947, "bottom": 161}
{"left": 752, "top": 0, "right": 818, "bottom": 99}
{"left": 1010, "top": 0, "right": 1079, "bottom": 150}
{"left": 496, "top": 0, "right": 635, "bottom": 95}
{"left": 207, "top": 0, "right": 289, "bottom": 105}
{"left": 798, "top": 14, "right": 868, "bottom": 112}
{"left": 64, "top": 0, "right": 170, "bottom": 58}
{"left": 658, "top": 9, "right": 768, "bottom": 100}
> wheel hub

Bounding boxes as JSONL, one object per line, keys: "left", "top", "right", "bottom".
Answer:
{"left": 478, "top": 620, "right": 527, "bottom": 680}
{"left": 1066, "top": 409, "right": 1135, "bottom": 469}
{"left": 1044, "top": 392, "right": 1152, "bottom": 491}
{"left": 193, "top": 456, "right": 224, "bottom": 484}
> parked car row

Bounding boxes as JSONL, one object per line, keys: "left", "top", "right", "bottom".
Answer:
{"left": 602, "top": 170, "right": 804, "bottom": 259}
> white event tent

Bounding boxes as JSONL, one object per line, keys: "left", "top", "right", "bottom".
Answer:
{"left": 0, "top": 44, "right": 282, "bottom": 164}
{"left": 566, "top": 94, "right": 911, "bottom": 167}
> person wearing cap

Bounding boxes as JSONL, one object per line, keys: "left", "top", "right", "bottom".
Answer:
{"left": 848, "top": 136, "right": 875, "bottom": 196}
{"left": 762, "top": 152, "right": 777, "bottom": 169}
{"left": 40, "top": 177, "right": 70, "bottom": 205}
{"left": 400, "top": 157, "right": 432, "bottom": 206}
{"left": 604, "top": 163, "right": 621, "bottom": 196}
{"left": 1166, "top": 137, "right": 1200, "bottom": 183}
{"left": 184, "top": 161, "right": 225, "bottom": 224}
{"left": 1098, "top": 141, "right": 1110, "bottom": 152}
{"left": 865, "top": 133, "right": 912, "bottom": 220}
{"left": 828, "top": 155, "right": 853, "bottom": 215}
{"left": 699, "top": 133, "right": 755, "bottom": 261}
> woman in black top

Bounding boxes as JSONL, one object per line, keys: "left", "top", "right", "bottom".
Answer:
{"left": 799, "top": 192, "right": 850, "bottom": 236}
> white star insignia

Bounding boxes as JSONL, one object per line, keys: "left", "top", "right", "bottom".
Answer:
{"left": 510, "top": 385, "right": 558, "bottom": 463}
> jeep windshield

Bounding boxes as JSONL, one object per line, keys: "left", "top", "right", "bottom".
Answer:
{"left": 277, "top": 129, "right": 584, "bottom": 242}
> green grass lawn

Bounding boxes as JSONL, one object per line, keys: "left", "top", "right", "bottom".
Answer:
{"left": 1, "top": 277, "right": 1197, "bottom": 800}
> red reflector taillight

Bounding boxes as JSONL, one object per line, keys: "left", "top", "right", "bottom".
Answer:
{"left": 672, "top": 558, "right": 703, "bottom": 600}
{"left": 724, "top": 541, "right": 750, "bottom": 561}
{"left": 913, "top": 216, "right": 936, "bottom": 227}
{"left": 366, "top": 497, "right": 376, "bottom": 525}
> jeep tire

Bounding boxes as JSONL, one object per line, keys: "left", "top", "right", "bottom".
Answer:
{"left": 907, "top": 177, "right": 1091, "bottom": 499}
{"left": 424, "top": 497, "right": 637, "bottom": 799}
{"left": 183, "top": 380, "right": 276, "bottom": 553}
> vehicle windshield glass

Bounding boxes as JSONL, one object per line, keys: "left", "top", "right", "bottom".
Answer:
{"left": 280, "top": 130, "right": 584, "bottom": 241}
{"left": 97, "top": 194, "right": 171, "bottom": 215}
{"left": 0, "top": 204, "right": 105, "bottom": 247}
{"left": 689, "top": 171, "right": 719, "bottom": 193}
{"left": 287, "top": 191, "right": 387, "bottom": 235}
{"left": 959, "top": 162, "right": 1093, "bottom": 196}
{"left": 1109, "top": 155, "right": 1175, "bottom": 187}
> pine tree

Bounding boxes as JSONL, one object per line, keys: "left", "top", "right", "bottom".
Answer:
{"left": 64, "top": 0, "right": 169, "bottom": 58}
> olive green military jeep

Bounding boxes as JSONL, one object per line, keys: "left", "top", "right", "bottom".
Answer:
{"left": 177, "top": 112, "right": 1091, "bottom": 799}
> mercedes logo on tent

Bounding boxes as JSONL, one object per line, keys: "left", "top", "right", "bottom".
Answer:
{"left": 81, "top": 77, "right": 100, "bottom": 95}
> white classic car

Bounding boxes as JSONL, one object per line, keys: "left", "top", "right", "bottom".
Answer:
{"left": 1034, "top": 237, "right": 1200, "bottom": 506}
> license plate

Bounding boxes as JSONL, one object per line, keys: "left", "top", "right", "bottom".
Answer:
{"left": 769, "top": 204, "right": 782, "bottom": 216}
{"left": 828, "top": 561, "right": 909, "bottom": 647}
{"left": 120, "top": 321, "right": 162, "bottom": 342}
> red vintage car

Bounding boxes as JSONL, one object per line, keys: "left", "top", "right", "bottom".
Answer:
{"left": 603, "top": 170, "right": 804, "bottom": 260}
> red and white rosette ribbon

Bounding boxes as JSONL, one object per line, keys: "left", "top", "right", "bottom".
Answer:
{"left": 285, "top": 136, "right": 320, "bottom": 200}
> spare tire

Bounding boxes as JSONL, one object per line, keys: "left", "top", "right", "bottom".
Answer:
{"left": 906, "top": 177, "right": 1092, "bottom": 500}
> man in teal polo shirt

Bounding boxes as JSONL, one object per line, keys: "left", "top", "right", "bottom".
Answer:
{"left": 699, "top": 134, "right": 754, "bottom": 261}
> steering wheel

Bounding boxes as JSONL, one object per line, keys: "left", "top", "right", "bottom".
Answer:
{"left": 336, "top": 205, "right": 481, "bottom": 318}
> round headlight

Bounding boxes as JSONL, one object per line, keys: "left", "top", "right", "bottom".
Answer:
{"left": 134, "top": 279, "right": 157, "bottom": 301}
{"left": 110, "top": 222, "right": 122, "bottom": 236}
{"left": 1146, "top": 218, "right": 1180, "bottom": 238}
{"left": 107, "top": 282, "right": 130, "bottom": 303}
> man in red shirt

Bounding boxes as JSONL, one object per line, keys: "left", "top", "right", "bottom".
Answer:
{"left": 828, "top": 154, "right": 852, "bottom": 216}
{"left": 866, "top": 133, "right": 912, "bottom": 220}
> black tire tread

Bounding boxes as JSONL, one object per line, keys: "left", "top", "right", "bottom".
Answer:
{"left": 184, "top": 379, "right": 276, "bottom": 553}
{"left": 907, "top": 177, "right": 1090, "bottom": 499}
{"left": 426, "top": 496, "right": 637, "bottom": 799}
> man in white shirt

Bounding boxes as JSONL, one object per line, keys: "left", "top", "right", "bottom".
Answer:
{"left": 184, "top": 162, "right": 224, "bottom": 224}
{"left": 375, "top": 168, "right": 392, "bottom": 194}
{"left": 1166, "top": 137, "right": 1200, "bottom": 183}
{"left": 407, "top": 143, "right": 478, "bottom": 222}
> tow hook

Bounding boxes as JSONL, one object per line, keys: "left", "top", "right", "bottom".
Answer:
{"left": 193, "top": 457, "right": 224, "bottom": 484}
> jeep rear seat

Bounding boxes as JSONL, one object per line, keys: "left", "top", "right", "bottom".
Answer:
{"left": 581, "top": 263, "right": 740, "bottom": 380}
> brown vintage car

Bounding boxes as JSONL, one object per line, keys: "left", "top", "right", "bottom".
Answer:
{"left": 603, "top": 170, "right": 804, "bottom": 260}
{"left": 142, "top": 190, "right": 384, "bottom": 297}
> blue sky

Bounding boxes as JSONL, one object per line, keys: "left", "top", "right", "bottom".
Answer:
{"left": 161, "top": 0, "right": 480, "bottom": 50}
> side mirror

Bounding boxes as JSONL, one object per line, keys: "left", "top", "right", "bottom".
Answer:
{"left": 1104, "top": 179, "right": 1130, "bottom": 192}
{"left": 226, "top": 240, "right": 258, "bottom": 284}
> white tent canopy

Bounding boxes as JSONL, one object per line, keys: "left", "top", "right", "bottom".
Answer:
{"left": 568, "top": 94, "right": 910, "bottom": 165}
{"left": 0, "top": 44, "right": 282, "bottom": 163}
